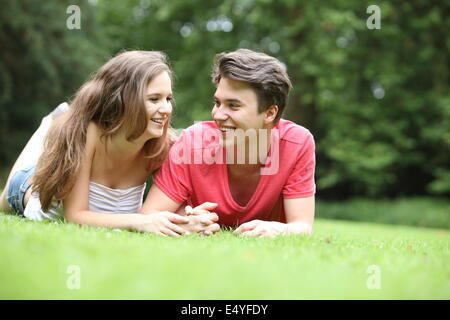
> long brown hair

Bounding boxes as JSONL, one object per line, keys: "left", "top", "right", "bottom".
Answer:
{"left": 33, "top": 50, "right": 175, "bottom": 211}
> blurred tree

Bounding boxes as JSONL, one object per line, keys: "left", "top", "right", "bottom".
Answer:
{"left": 0, "top": 0, "right": 108, "bottom": 172}
{"left": 1, "top": 0, "right": 448, "bottom": 199}
{"left": 94, "top": 0, "right": 448, "bottom": 198}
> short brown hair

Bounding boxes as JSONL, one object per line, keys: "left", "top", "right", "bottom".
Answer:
{"left": 212, "top": 49, "right": 292, "bottom": 123}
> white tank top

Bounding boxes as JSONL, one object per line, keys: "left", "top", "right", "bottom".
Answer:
{"left": 23, "top": 182, "right": 147, "bottom": 221}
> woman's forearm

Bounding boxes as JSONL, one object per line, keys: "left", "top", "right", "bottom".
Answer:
{"left": 65, "top": 210, "right": 143, "bottom": 231}
{"left": 65, "top": 210, "right": 191, "bottom": 236}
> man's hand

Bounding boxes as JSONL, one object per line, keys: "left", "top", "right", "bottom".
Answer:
{"left": 184, "top": 202, "right": 218, "bottom": 216}
{"left": 234, "top": 220, "right": 287, "bottom": 237}
{"left": 183, "top": 213, "right": 220, "bottom": 235}
{"left": 183, "top": 202, "right": 221, "bottom": 235}
{"left": 234, "top": 220, "right": 312, "bottom": 238}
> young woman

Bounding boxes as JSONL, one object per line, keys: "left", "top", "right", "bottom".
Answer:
{"left": 0, "top": 50, "right": 219, "bottom": 236}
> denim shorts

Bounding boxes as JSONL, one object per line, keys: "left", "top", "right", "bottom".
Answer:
{"left": 7, "top": 165, "right": 35, "bottom": 215}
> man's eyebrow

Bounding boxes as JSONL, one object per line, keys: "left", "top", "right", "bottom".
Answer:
{"left": 214, "top": 96, "right": 243, "bottom": 104}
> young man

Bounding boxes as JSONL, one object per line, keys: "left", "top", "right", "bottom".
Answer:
{"left": 141, "top": 49, "right": 316, "bottom": 237}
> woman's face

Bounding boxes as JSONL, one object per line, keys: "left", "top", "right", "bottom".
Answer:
{"left": 144, "top": 71, "right": 173, "bottom": 138}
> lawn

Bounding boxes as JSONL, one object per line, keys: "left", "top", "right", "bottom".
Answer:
{"left": 0, "top": 213, "right": 448, "bottom": 299}
{"left": 316, "top": 197, "right": 450, "bottom": 229}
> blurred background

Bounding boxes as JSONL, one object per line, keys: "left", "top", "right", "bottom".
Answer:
{"left": 0, "top": 0, "right": 448, "bottom": 228}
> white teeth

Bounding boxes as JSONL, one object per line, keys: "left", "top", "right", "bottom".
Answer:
{"left": 220, "top": 127, "right": 235, "bottom": 132}
{"left": 151, "top": 119, "right": 164, "bottom": 124}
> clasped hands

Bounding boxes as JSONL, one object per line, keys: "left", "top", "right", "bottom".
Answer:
{"left": 138, "top": 202, "right": 220, "bottom": 237}
{"left": 142, "top": 202, "right": 312, "bottom": 238}
{"left": 183, "top": 203, "right": 311, "bottom": 238}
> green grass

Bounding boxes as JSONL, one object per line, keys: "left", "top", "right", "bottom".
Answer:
{"left": 316, "top": 197, "right": 450, "bottom": 229}
{"left": 0, "top": 213, "right": 449, "bottom": 299}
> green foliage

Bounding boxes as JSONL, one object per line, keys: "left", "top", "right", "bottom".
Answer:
{"left": 1, "top": 0, "right": 448, "bottom": 198}
{"left": 0, "top": 214, "right": 449, "bottom": 299}
{"left": 0, "top": 0, "right": 108, "bottom": 170}
{"left": 93, "top": 0, "right": 449, "bottom": 197}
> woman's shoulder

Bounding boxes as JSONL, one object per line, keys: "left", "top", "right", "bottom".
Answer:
{"left": 85, "top": 121, "right": 102, "bottom": 156}
{"left": 86, "top": 121, "right": 101, "bottom": 138}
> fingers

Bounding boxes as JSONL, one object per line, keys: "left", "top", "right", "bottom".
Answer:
{"left": 202, "top": 223, "right": 221, "bottom": 236}
{"left": 185, "top": 203, "right": 219, "bottom": 216}
{"left": 185, "top": 205, "right": 194, "bottom": 215}
{"left": 199, "top": 217, "right": 213, "bottom": 226}
{"left": 240, "top": 223, "right": 282, "bottom": 238}
{"left": 194, "top": 202, "right": 218, "bottom": 211}
{"left": 161, "top": 228, "right": 181, "bottom": 237}
{"left": 165, "top": 221, "right": 187, "bottom": 236}
{"left": 209, "top": 223, "right": 221, "bottom": 233}
{"left": 185, "top": 205, "right": 213, "bottom": 216}
{"left": 241, "top": 226, "right": 267, "bottom": 237}
{"left": 194, "top": 209, "right": 210, "bottom": 215}
{"left": 188, "top": 212, "right": 219, "bottom": 226}
{"left": 166, "top": 213, "right": 189, "bottom": 224}
{"left": 205, "top": 212, "right": 219, "bottom": 222}
{"left": 242, "top": 230, "right": 261, "bottom": 237}
{"left": 187, "top": 209, "right": 210, "bottom": 216}
{"left": 234, "top": 220, "right": 262, "bottom": 234}
{"left": 198, "top": 212, "right": 218, "bottom": 225}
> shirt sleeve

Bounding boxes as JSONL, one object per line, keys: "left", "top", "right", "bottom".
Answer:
{"left": 153, "top": 131, "right": 192, "bottom": 204}
{"left": 282, "top": 131, "right": 316, "bottom": 198}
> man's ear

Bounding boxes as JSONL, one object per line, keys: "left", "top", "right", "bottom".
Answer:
{"left": 264, "top": 105, "right": 278, "bottom": 124}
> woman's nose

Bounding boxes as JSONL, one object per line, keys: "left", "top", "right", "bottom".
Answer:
{"left": 159, "top": 99, "right": 172, "bottom": 114}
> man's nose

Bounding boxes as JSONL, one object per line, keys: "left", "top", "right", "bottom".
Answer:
{"left": 212, "top": 105, "right": 228, "bottom": 121}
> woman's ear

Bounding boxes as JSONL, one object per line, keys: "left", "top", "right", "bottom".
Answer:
{"left": 264, "top": 105, "right": 278, "bottom": 125}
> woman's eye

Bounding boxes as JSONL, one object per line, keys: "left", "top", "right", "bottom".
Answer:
{"left": 149, "top": 97, "right": 159, "bottom": 102}
{"left": 166, "top": 97, "right": 173, "bottom": 102}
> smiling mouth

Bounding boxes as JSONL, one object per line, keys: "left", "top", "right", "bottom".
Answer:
{"left": 218, "top": 126, "right": 236, "bottom": 133}
{"left": 151, "top": 118, "right": 165, "bottom": 125}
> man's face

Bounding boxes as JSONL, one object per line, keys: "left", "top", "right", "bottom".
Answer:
{"left": 212, "top": 77, "right": 267, "bottom": 137}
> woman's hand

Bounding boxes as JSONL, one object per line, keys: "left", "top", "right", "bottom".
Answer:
{"left": 135, "top": 212, "right": 189, "bottom": 237}
{"left": 183, "top": 202, "right": 220, "bottom": 235}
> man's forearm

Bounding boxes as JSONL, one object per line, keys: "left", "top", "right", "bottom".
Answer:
{"left": 285, "top": 221, "right": 313, "bottom": 235}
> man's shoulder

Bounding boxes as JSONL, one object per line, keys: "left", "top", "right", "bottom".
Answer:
{"left": 277, "top": 119, "right": 314, "bottom": 146}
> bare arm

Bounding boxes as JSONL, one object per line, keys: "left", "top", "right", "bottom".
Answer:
{"left": 62, "top": 123, "right": 188, "bottom": 236}
{"left": 283, "top": 195, "right": 315, "bottom": 234}
{"left": 234, "top": 195, "right": 315, "bottom": 237}
{"left": 140, "top": 184, "right": 220, "bottom": 235}
{"left": 140, "top": 183, "right": 182, "bottom": 214}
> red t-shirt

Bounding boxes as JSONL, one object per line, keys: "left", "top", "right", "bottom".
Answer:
{"left": 154, "top": 119, "right": 316, "bottom": 227}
